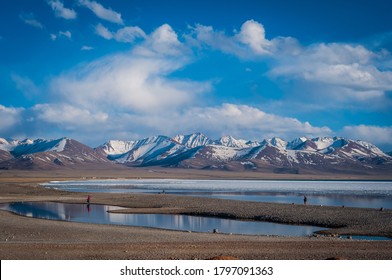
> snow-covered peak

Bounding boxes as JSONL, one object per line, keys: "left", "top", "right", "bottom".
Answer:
{"left": 287, "top": 137, "right": 308, "bottom": 150}
{"left": 311, "top": 137, "right": 335, "bottom": 150}
{"left": 134, "top": 135, "right": 173, "bottom": 147}
{"left": 10, "top": 137, "right": 69, "bottom": 157}
{"left": 215, "top": 135, "right": 249, "bottom": 148}
{"left": 172, "top": 132, "right": 212, "bottom": 148}
{"left": 245, "top": 140, "right": 261, "bottom": 147}
{"left": 354, "top": 140, "right": 388, "bottom": 157}
{"left": 330, "top": 137, "right": 348, "bottom": 149}
{"left": 265, "top": 137, "right": 287, "bottom": 149}
{"left": 49, "top": 138, "right": 68, "bottom": 152}
{"left": 100, "top": 140, "right": 136, "bottom": 155}
{"left": 20, "top": 138, "right": 35, "bottom": 145}
{"left": 0, "top": 138, "right": 16, "bottom": 151}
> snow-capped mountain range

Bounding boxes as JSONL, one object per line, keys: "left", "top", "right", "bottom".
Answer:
{"left": 0, "top": 137, "right": 110, "bottom": 169}
{"left": 1, "top": 133, "right": 391, "bottom": 173}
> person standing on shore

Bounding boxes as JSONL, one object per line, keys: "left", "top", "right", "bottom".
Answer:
{"left": 303, "top": 195, "right": 307, "bottom": 206}
{"left": 87, "top": 195, "right": 91, "bottom": 204}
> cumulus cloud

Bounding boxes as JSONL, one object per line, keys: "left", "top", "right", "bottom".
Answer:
{"left": 0, "top": 105, "right": 23, "bottom": 134}
{"left": 189, "top": 20, "right": 392, "bottom": 107}
{"left": 190, "top": 24, "right": 254, "bottom": 58}
{"left": 49, "top": 53, "right": 209, "bottom": 113}
{"left": 95, "top": 23, "right": 146, "bottom": 43}
{"left": 79, "top": 0, "right": 123, "bottom": 25}
{"left": 341, "top": 125, "right": 392, "bottom": 150}
{"left": 19, "top": 102, "right": 332, "bottom": 145}
{"left": 19, "top": 13, "right": 44, "bottom": 29}
{"left": 175, "top": 103, "right": 332, "bottom": 140}
{"left": 48, "top": 24, "right": 207, "bottom": 113}
{"left": 33, "top": 103, "right": 108, "bottom": 128}
{"left": 189, "top": 19, "right": 298, "bottom": 59}
{"left": 48, "top": 0, "right": 77, "bottom": 20}
{"left": 270, "top": 43, "right": 392, "bottom": 93}
{"left": 236, "top": 20, "right": 272, "bottom": 54}
{"left": 133, "top": 24, "right": 187, "bottom": 57}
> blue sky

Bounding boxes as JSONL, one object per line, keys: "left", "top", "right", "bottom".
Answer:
{"left": 1, "top": 0, "right": 392, "bottom": 150}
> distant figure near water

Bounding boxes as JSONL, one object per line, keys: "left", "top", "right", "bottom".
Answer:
{"left": 86, "top": 195, "right": 91, "bottom": 204}
{"left": 303, "top": 195, "right": 307, "bottom": 206}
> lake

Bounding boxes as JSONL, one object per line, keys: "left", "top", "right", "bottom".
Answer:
{"left": 43, "top": 179, "right": 392, "bottom": 209}
{"left": 0, "top": 201, "right": 328, "bottom": 236}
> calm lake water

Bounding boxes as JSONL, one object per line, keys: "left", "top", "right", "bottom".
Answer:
{"left": 43, "top": 179, "right": 392, "bottom": 209}
{"left": 0, "top": 201, "right": 327, "bottom": 236}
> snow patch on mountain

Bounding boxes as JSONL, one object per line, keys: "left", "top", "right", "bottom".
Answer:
{"left": 312, "top": 137, "right": 335, "bottom": 150}
{"left": 7, "top": 138, "right": 68, "bottom": 157}
{"left": 100, "top": 140, "right": 136, "bottom": 155}
{"left": 215, "top": 135, "right": 250, "bottom": 148}
{"left": 172, "top": 133, "right": 212, "bottom": 148}
{"left": 264, "top": 137, "right": 287, "bottom": 150}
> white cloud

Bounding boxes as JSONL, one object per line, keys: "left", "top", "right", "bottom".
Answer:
{"left": 189, "top": 20, "right": 392, "bottom": 107}
{"left": 11, "top": 74, "right": 40, "bottom": 98}
{"left": 19, "top": 13, "right": 44, "bottom": 29}
{"left": 190, "top": 24, "right": 249, "bottom": 58}
{"left": 341, "top": 125, "right": 392, "bottom": 151}
{"left": 270, "top": 43, "right": 392, "bottom": 93}
{"left": 79, "top": 0, "right": 123, "bottom": 25}
{"left": 50, "top": 30, "right": 72, "bottom": 40}
{"left": 115, "top": 26, "right": 146, "bottom": 43}
{"left": 236, "top": 20, "right": 272, "bottom": 54}
{"left": 49, "top": 53, "right": 209, "bottom": 113}
{"left": 59, "top": 30, "right": 72, "bottom": 39}
{"left": 176, "top": 103, "right": 332, "bottom": 140}
{"left": 189, "top": 20, "right": 298, "bottom": 59}
{"left": 0, "top": 105, "right": 23, "bottom": 134}
{"left": 95, "top": 23, "right": 113, "bottom": 39}
{"left": 81, "top": 45, "right": 94, "bottom": 51}
{"left": 20, "top": 102, "right": 331, "bottom": 145}
{"left": 102, "top": 104, "right": 331, "bottom": 142}
{"left": 48, "top": 0, "right": 77, "bottom": 20}
{"left": 133, "top": 24, "right": 186, "bottom": 57}
{"left": 33, "top": 103, "right": 108, "bottom": 127}
{"left": 95, "top": 23, "right": 146, "bottom": 43}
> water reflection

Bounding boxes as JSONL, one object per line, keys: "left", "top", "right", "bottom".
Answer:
{"left": 0, "top": 201, "right": 327, "bottom": 237}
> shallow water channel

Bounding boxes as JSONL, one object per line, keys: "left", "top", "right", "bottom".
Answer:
{"left": 0, "top": 201, "right": 328, "bottom": 237}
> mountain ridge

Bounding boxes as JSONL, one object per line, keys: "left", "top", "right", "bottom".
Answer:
{"left": 1, "top": 133, "right": 391, "bottom": 173}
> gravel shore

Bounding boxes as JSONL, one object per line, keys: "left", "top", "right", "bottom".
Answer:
{"left": 1, "top": 181, "right": 392, "bottom": 259}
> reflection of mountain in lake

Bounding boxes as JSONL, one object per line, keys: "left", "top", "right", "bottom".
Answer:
{"left": 0, "top": 201, "right": 327, "bottom": 236}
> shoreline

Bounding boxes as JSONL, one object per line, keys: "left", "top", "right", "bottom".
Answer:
{"left": 1, "top": 173, "right": 392, "bottom": 259}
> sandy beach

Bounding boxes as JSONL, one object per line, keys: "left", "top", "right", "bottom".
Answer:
{"left": 1, "top": 169, "right": 392, "bottom": 260}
